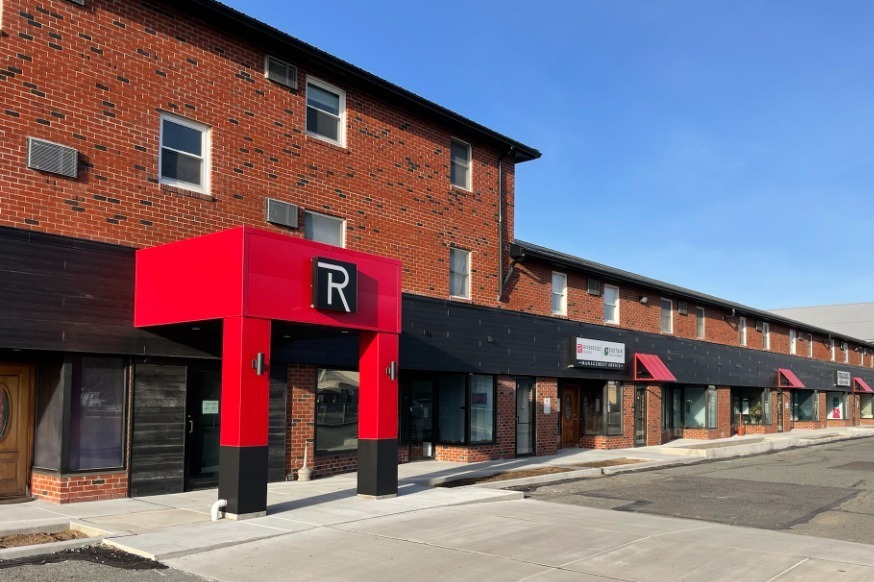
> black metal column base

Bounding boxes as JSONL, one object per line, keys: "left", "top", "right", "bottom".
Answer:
{"left": 219, "top": 445, "right": 268, "bottom": 517}
{"left": 357, "top": 438, "right": 398, "bottom": 498}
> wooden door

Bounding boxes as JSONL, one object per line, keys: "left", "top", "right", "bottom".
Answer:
{"left": 561, "top": 386, "right": 579, "bottom": 447}
{"left": 0, "top": 364, "right": 34, "bottom": 499}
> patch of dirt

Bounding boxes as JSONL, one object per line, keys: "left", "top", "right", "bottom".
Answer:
{"left": 438, "top": 467, "right": 572, "bottom": 487}
{"left": 0, "top": 530, "right": 87, "bottom": 549}
{"left": 0, "top": 546, "right": 165, "bottom": 570}
{"left": 571, "top": 458, "right": 647, "bottom": 468}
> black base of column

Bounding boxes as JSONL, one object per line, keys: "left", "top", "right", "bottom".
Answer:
{"left": 357, "top": 438, "right": 398, "bottom": 498}
{"left": 219, "top": 446, "right": 268, "bottom": 517}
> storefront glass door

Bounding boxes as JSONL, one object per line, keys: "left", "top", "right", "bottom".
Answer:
{"left": 185, "top": 370, "right": 221, "bottom": 490}
{"left": 516, "top": 378, "right": 535, "bottom": 456}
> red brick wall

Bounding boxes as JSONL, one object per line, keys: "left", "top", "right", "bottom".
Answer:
{"left": 31, "top": 470, "right": 127, "bottom": 503}
{"left": 535, "top": 377, "right": 558, "bottom": 457}
{"left": 645, "top": 384, "right": 663, "bottom": 446}
{"left": 504, "top": 260, "right": 871, "bottom": 368}
{"left": 1, "top": 0, "right": 514, "bottom": 306}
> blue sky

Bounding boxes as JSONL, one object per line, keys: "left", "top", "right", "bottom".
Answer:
{"left": 220, "top": 0, "right": 874, "bottom": 310}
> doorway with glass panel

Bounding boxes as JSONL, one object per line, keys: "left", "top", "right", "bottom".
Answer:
{"left": 401, "top": 375, "right": 435, "bottom": 460}
{"left": 516, "top": 378, "right": 535, "bottom": 456}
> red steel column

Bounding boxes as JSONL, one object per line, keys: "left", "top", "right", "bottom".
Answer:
{"left": 357, "top": 330, "right": 399, "bottom": 498}
{"left": 218, "top": 316, "right": 271, "bottom": 518}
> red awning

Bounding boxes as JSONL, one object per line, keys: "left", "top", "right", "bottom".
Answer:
{"left": 853, "top": 377, "right": 874, "bottom": 393}
{"left": 777, "top": 368, "right": 805, "bottom": 389}
{"left": 634, "top": 354, "right": 677, "bottom": 383}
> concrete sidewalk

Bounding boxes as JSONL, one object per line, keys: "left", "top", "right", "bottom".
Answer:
{"left": 2, "top": 426, "right": 873, "bottom": 580}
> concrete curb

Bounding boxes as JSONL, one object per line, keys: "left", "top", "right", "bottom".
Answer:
{"left": 0, "top": 521, "right": 108, "bottom": 562}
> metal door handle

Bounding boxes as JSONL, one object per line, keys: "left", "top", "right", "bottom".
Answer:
{"left": 188, "top": 420, "right": 194, "bottom": 434}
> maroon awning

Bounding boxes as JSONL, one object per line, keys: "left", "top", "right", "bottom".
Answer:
{"left": 853, "top": 377, "right": 874, "bottom": 393}
{"left": 777, "top": 368, "right": 805, "bottom": 389}
{"left": 634, "top": 354, "right": 677, "bottom": 383}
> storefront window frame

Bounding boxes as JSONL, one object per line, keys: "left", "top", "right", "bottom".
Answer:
{"left": 434, "top": 373, "right": 497, "bottom": 446}
{"left": 791, "top": 389, "right": 819, "bottom": 422}
{"left": 314, "top": 368, "right": 360, "bottom": 455}
{"left": 33, "top": 355, "right": 129, "bottom": 474}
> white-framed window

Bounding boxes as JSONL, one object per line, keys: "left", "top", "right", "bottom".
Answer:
{"left": 449, "top": 247, "right": 470, "bottom": 299}
{"left": 789, "top": 329, "right": 797, "bottom": 355}
{"left": 695, "top": 307, "right": 705, "bottom": 339}
{"left": 762, "top": 322, "right": 770, "bottom": 351}
{"left": 604, "top": 284, "right": 619, "bottom": 324}
{"left": 739, "top": 316, "right": 747, "bottom": 346}
{"left": 830, "top": 339, "right": 835, "bottom": 361}
{"left": 860, "top": 348, "right": 865, "bottom": 366}
{"left": 306, "top": 77, "right": 345, "bottom": 146}
{"left": 159, "top": 113, "right": 210, "bottom": 192}
{"left": 304, "top": 210, "right": 345, "bottom": 247}
{"left": 660, "top": 298, "right": 673, "bottom": 334}
{"left": 450, "top": 138, "right": 471, "bottom": 190}
{"left": 807, "top": 333, "right": 813, "bottom": 358}
{"left": 843, "top": 341, "right": 849, "bottom": 363}
{"left": 551, "top": 272, "right": 567, "bottom": 316}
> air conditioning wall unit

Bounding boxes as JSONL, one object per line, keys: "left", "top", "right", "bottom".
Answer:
{"left": 265, "top": 198, "right": 300, "bottom": 229}
{"left": 26, "top": 137, "right": 78, "bottom": 178}
{"left": 587, "top": 279, "right": 601, "bottom": 296}
{"left": 265, "top": 56, "right": 298, "bottom": 90}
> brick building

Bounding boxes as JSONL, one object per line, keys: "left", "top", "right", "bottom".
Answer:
{"left": 0, "top": 0, "right": 872, "bottom": 505}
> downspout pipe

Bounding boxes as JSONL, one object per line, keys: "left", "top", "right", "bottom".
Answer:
{"left": 497, "top": 147, "right": 515, "bottom": 301}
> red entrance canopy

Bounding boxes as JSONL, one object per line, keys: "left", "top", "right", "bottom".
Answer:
{"left": 777, "top": 368, "right": 805, "bottom": 389}
{"left": 633, "top": 353, "right": 677, "bottom": 383}
{"left": 853, "top": 377, "right": 874, "bottom": 393}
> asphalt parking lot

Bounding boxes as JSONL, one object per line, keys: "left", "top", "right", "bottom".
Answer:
{"left": 527, "top": 436, "right": 874, "bottom": 544}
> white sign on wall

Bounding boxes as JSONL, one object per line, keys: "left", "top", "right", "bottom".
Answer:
{"left": 836, "top": 371, "right": 851, "bottom": 387}
{"left": 573, "top": 338, "right": 626, "bottom": 369}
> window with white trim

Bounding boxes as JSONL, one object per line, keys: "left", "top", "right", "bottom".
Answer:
{"left": 604, "top": 284, "right": 619, "bottom": 324}
{"left": 807, "top": 333, "right": 813, "bottom": 358}
{"left": 449, "top": 247, "right": 470, "bottom": 299}
{"left": 306, "top": 77, "right": 345, "bottom": 145}
{"left": 551, "top": 272, "right": 567, "bottom": 316}
{"left": 789, "top": 329, "right": 797, "bottom": 355}
{"left": 830, "top": 339, "right": 835, "bottom": 361}
{"left": 695, "top": 307, "right": 705, "bottom": 339}
{"left": 450, "top": 139, "right": 471, "bottom": 190}
{"left": 762, "top": 322, "right": 770, "bottom": 351}
{"left": 739, "top": 316, "right": 747, "bottom": 346}
{"left": 860, "top": 348, "right": 865, "bottom": 366}
{"left": 159, "top": 113, "right": 210, "bottom": 192}
{"left": 304, "top": 211, "right": 345, "bottom": 247}
{"left": 660, "top": 298, "right": 673, "bottom": 334}
{"left": 842, "top": 341, "right": 849, "bottom": 363}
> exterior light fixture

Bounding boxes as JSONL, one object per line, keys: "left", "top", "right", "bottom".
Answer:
{"left": 639, "top": 295, "right": 649, "bottom": 304}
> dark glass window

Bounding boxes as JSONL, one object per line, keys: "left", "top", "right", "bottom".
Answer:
{"left": 435, "top": 373, "right": 496, "bottom": 446}
{"left": 792, "top": 390, "right": 818, "bottom": 421}
{"left": 315, "top": 369, "right": 359, "bottom": 453}
{"left": 69, "top": 357, "right": 126, "bottom": 471}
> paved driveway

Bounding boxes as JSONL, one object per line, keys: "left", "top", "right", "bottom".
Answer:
{"left": 527, "top": 436, "right": 874, "bottom": 543}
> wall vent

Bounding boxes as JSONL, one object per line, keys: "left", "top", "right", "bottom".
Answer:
{"left": 265, "top": 198, "right": 299, "bottom": 229}
{"left": 265, "top": 56, "right": 298, "bottom": 90}
{"left": 587, "top": 279, "right": 601, "bottom": 296}
{"left": 26, "top": 137, "right": 78, "bottom": 178}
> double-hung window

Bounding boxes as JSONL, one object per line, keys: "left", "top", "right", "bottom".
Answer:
{"left": 306, "top": 77, "right": 345, "bottom": 146}
{"left": 842, "top": 342, "right": 849, "bottom": 364}
{"left": 696, "top": 307, "right": 705, "bottom": 339}
{"left": 450, "top": 139, "right": 471, "bottom": 190}
{"left": 160, "top": 114, "right": 210, "bottom": 192}
{"left": 603, "top": 285, "right": 619, "bottom": 324}
{"left": 830, "top": 339, "right": 836, "bottom": 361}
{"left": 551, "top": 272, "right": 567, "bottom": 316}
{"left": 304, "top": 211, "right": 345, "bottom": 247}
{"left": 660, "top": 299, "right": 673, "bottom": 333}
{"left": 739, "top": 316, "right": 747, "bottom": 346}
{"left": 449, "top": 247, "right": 470, "bottom": 299}
{"left": 789, "top": 329, "right": 797, "bottom": 355}
{"left": 762, "top": 322, "right": 770, "bottom": 351}
{"left": 807, "top": 333, "right": 813, "bottom": 357}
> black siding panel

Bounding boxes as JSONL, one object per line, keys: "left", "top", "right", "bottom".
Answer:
{"left": 268, "top": 365, "right": 287, "bottom": 483}
{"left": 0, "top": 227, "right": 219, "bottom": 358}
{"left": 130, "top": 364, "right": 186, "bottom": 497}
{"left": 400, "top": 296, "right": 874, "bottom": 390}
